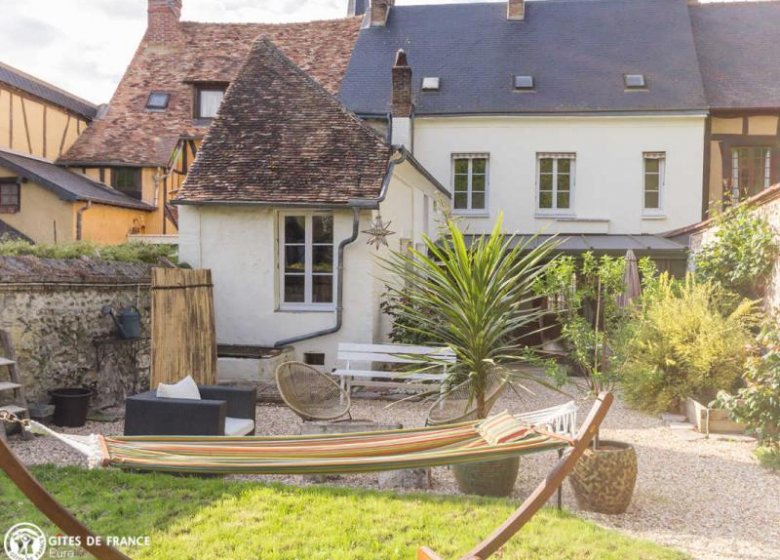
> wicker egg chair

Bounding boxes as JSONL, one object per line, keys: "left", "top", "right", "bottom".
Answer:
{"left": 275, "top": 361, "right": 352, "bottom": 422}
{"left": 426, "top": 375, "right": 508, "bottom": 426}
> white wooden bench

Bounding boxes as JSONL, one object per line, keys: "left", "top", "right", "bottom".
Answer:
{"left": 334, "top": 343, "right": 456, "bottom": 395}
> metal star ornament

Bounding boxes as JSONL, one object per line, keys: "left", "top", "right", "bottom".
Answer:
{"left": 362, "top": 214, "right": 395, "bottom": 250}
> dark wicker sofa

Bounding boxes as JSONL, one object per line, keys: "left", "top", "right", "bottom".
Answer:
{"left": 124, "top": 385, "right": 256, "bottom": 436}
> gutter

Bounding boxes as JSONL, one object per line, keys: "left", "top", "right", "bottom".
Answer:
{"left": 273, "top": 150, "right": 409, "bottom": 348}
{"left": 75, "top": 201, "right": 92, "bottom": 241}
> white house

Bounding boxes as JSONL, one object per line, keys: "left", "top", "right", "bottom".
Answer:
{"left": 175, "top": 0, "right": 767, "bottom": 374}
{"left": 176, "top": 39, "right": 449, "bottom": 373}
{"left": 339, "top": 0, "right": 707, "bottom": 268}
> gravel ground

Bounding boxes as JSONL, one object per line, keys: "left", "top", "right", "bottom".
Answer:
{"left": 7, "top": 385, "right": 779, "bottom": 560}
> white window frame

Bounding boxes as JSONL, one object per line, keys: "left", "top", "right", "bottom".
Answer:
{"left": 643, "top": 152, "right": 666, "bottom": 215}
{"left": 535, "top": 153, "right": 576, "bottom": 215}
{"left": 451, "top": 153, "right": 490, "bottom": 216}
{"left": 278, "top": 212, "right": 336, "bottom": 312}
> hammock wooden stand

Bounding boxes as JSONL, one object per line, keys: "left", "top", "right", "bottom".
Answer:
{"left": 0, "top": 393, "right": 612, "bottom": 560}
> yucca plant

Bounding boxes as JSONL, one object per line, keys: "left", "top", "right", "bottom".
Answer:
{"left": 381, "top": 214, "right": 559, "bottom": 419}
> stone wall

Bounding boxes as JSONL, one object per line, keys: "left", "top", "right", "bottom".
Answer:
{"left": 0, "top": 256, "right": 153, "bottom": 408}
{"left": 689, "top": 190, "right": 780, "bottom": 316}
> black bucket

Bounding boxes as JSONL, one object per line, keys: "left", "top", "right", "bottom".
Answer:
{"left": 50, "top": 388, "right": 93, "bottom": 427}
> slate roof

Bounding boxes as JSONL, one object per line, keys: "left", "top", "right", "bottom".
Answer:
{"left": 0, "top": 61, "right": 97, "bottom": 120}
{"left": 0, "top": 148, "right": 153, "bottom": 210}
{"left": 60, "top": 18, "right": 363, "bottom": 168}
{"left": 175, "top": 38, "right": 393, "bottom": 206}
{"left": 339, "top": 0, "right": 708, "bottom": 116}
{"left": 690, "top": 1, "right": 780, "bottom": 110}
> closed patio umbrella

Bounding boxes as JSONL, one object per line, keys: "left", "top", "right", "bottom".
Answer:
{"left": 618, "top": 249, "right": 641, "bottom": 308}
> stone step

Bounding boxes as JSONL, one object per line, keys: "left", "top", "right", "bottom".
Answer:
{"left": 668, "top": 421, "right": 695, "bottom": 431}
{"left": 660, "top": 412, "right": 687, "bottom": 424}
{"left": 0, "top": 357, "right": 15, "bottom": 367}
{"left": 0, "top": 382, "right": 21, "bottom": 392}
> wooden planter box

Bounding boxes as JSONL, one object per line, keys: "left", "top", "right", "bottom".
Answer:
{"left": 684, "top": 398, "right": 746, "bottom": 434}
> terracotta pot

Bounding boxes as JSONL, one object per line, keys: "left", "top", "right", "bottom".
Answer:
{"left": 569, "top": 440, "right": 637, "bottom": 514}
{"left": 453, "top": 457, "right": 520, "bottom": 497}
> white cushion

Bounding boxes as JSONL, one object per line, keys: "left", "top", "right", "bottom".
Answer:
{"left": 224, "top": 417, "right": 255, "bottom": 436}
{"left": 156, "top": 375, "right": 201, "bottom": 400}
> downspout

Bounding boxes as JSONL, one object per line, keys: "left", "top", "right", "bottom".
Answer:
{"left": 75, "top": 201, "right": 92, "bottom": 241}
{"left": 273, "top": 150, "right": 407, "bottom": 348}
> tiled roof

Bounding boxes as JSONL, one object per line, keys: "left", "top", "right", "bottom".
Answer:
{"left": 0, "top": 61, "right": 98, "bottom": 120}
{"left": 340, "top": 0, "right": 708, "bottom": 116}
{"left": 175, "top": 38, "right": 392, "bottom": 205}
{"left": 59, "top": 17, "right": 362, "bottom": 168}
{"left": 689, "top": 1, "right": 780, "bottom": 110}
{"left": 0, "top": 148, "right": 153, "bottom": 210}
{"left": 0, "top": 220, "right": 33, "bottom": 243}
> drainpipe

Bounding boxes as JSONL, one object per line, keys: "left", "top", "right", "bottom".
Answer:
{"left": 75, "top": 201, "right": 92, "bottom": 241}
{"left": 273, "top": 151, "right": 408, "bottom": 348}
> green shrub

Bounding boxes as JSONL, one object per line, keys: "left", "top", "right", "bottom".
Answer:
{"left": 695, "top": 205, "right": 778, "bottom": 299}
{"left": 621, "top": 274, "right": 759, "bottom": 414}
{"left": 755, "top": 445, "right": 780, "bottom": 471}
{"left": 379, "top": 290, "right": 437, "bottom": 345}
{"left": 0, "top": 236, "right": 177, "bottom": 264}
{"left": 714, "top": 329, "right": 780, "bottom": 447}
{"left": 533, "top": 252, "right": 643, "bottom": 395}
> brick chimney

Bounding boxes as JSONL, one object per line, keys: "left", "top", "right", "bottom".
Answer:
{"left": 147, "top": 0, "right": 182, "bottom": 44}
{"left": 391, "top": 49, "right": 413, "bottom": 149}
{"left": 370, "top": 0, "right": 394, "bottom": 27}
{"left": 391, "top": 49, "right": 412, "bottom": 118}
{"left": 507, "top": 0, "right": 525, "bottom": 21}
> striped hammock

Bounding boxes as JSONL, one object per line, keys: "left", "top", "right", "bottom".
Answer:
{"left": 27, "top": 402, "right": 577, "bottom": 476}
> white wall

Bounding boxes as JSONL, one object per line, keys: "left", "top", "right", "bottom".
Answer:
{"left": 412, "top": 115, "right": 706, "bottom": 235}
{"left": 176, "top": 159, "right": 448, "bottom": 371}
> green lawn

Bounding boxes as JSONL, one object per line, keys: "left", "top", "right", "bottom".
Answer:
{"left": 0, "top": 466, "right": 687, "bottom": 559}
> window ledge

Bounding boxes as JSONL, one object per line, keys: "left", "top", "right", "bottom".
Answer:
{"left": 277, "top": 305, "right": 336, "bottom": 313}
{"left": 452, "top": 210, "right": 490, "bottom": 218}
{"left": 641, "top": 213, "right": 667, "bottom": 221}
{"left": 534, "top": 212, "right": 577, "bottom": 220}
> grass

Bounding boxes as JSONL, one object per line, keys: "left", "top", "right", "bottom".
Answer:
{"left": 0, "top": 466, "right": 688, "bottom": 559}
{"left": 0, "top": 237, "right": 177, "bottom": 263}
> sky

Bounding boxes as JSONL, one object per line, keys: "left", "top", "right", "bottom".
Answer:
{"left": 0, "top": 0, "right": 738, "bottom": 106}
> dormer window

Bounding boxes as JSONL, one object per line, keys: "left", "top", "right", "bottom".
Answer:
{"left": 194, "top": 84, "right": 227, "bottom": 120}
{"left": 624, "top": 74, "right": 647, "bottom": 90}
{"left": 513, "top": 75, "right": 535, "bottom": 91}
{"left": 421, "top": 77, "right": 440, "bottom": 92}
{"left": 146, "top": 92, "right": 170, "bottom": 111}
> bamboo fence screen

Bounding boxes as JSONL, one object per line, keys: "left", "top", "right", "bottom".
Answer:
{"left": 150, "top": 268, "right": 217, "bottom": 387}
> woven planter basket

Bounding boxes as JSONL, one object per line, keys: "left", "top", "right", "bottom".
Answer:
{"left": 569, "top": 440, "right": 637, "bottom": 514}
{"left": 453, "top": 457, "right": 520, "bottom": 497}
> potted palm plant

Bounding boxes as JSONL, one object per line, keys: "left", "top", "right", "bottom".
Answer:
{"left": 382, "top": 214, "right": 559, "bottom": 497}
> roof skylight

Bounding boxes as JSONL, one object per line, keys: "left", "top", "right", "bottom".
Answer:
{"left": 513, "top": 75, "right": 535, "bottom": 90}
{"left": 624, "top": 74, "right": 647, "bottom": 90}
{"left": 421, "top": 77, "right": 440, "bottom": 92}
{"left": 146, "top": 92, "right": 170, "bottom": 110}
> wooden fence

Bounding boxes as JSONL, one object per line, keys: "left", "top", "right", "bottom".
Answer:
{"left": 150, "top": 268, "right": 217, "bottom": 387}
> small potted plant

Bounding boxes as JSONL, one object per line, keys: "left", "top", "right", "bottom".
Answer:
{"left": 534, "top": 252, "right": 638, "bottom": 514}
{"left": 382, "top": 215, "right": 560, "bottom": 497}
